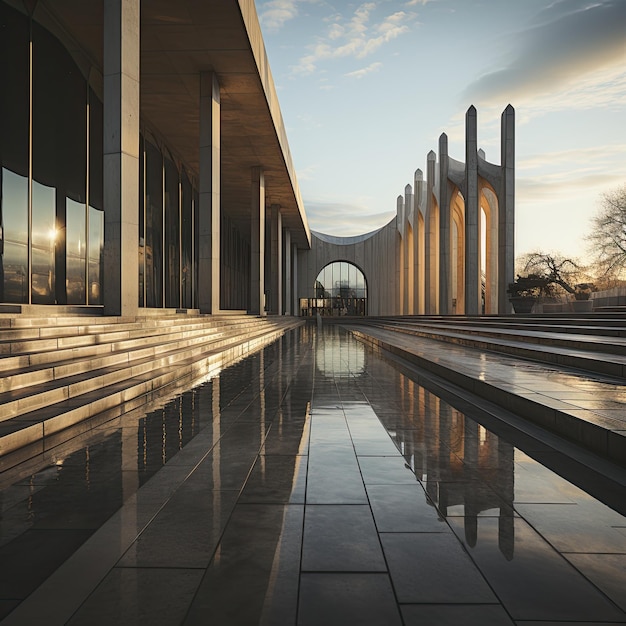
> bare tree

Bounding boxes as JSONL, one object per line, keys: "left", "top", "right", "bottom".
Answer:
{"left": 588, "top": 183, "right": 626, "bottom": 280}
{"left": 517, "top": 251, "right": 584, "bottom": 296}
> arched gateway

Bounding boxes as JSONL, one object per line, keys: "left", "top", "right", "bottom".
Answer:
{"left": 301, "top": 261, "right": 367, "bottom": 317}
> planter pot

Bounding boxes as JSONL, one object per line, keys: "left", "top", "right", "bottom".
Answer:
{"left": 571, "top": 299, "right": 593, "bottom": 312}
{"left": 509, "top": 296, "right": 536, "bottom": 314}
{"left": 542, "top": 303, "right": 564, "bottom": 313}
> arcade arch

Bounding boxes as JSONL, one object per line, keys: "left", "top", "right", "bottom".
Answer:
{"left": 301, "top": 261, "right": 368, "bottom": 317}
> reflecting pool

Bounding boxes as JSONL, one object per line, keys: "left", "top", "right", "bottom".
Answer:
{"left": 1, "top": 324, "right": 625, "bottom": 624}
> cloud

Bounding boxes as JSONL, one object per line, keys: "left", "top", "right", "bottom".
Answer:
{"left": 462, "top": 1, "right": 626, "bottom": 110}
{"left": 304, "top": 200, "right": 395, "bottom": 236}
{"left": 405, "top": 0, "right": 435, "bottom": 5}
{"left": 291, "top": 4, "right": 414, "bottom": 75}
{"left": 345, "top": 62, "right": 383, "bottom": 79}
{"left": 518, "top": 144, "right": 626, "bottom": 171}
{"left": 258, "top": 0, "right": 298, "bottom": 33}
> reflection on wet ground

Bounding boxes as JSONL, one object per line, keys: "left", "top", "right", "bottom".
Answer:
{"left": 1, "top": 325, "right": 625, "bottom": 624}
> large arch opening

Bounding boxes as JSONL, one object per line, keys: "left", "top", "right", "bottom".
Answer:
{"left": 301, "top": 261, "right": 368, "bottom": 317}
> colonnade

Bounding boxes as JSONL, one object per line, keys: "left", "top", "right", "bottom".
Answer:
{"left": 396, "top": 105, "right": 515, "bottom": 315}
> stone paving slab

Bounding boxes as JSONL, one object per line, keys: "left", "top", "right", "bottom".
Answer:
{"left": 1, "top": 326, "right": 626, "bottom": 624}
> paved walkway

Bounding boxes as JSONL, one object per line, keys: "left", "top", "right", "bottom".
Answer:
{"left": 1, "top": 325, "right": 626, "bottom": 624}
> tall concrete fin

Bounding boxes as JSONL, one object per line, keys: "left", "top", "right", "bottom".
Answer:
{"left": 465, "top": 105, "right": 480, "bottom": 315}
{"left": 438, "top": 133, "right": 451, "bottom": 315}
{"left": 413, "top": 169, "right": 424, "bottom": 314}
{"left": 403, "top": 184, "right": 413, "bottom": 314}
{"left": 425, "top": 151, "right": 437, "bottom": 314}
{"left": 499, "top": 104, "right": 515, "bottom": 314}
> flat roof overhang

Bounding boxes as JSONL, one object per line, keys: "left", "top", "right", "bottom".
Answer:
{"left": 36, "top": 0, "right": 311, "bottom": 248}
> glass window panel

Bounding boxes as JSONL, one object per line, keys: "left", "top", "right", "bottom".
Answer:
{"left": 0, "top": 3, "right": 29, "bottom": 178}
{"left": 88, "top": 89, "right": 103, "bottom": 211}
{"left": 164, "top": 156, "right": 180, "bottom": 308}
{"left": 66, "top": 198, "right": 86, "bottom": 304}
{"left": 1, "top": 168, "right": 29, "bottom": 303}
{"left": 31, "top": 180, "right": 56, "bottom": 303}
{"left": 88, "top": 206, "right": 104, "bottom": 304}
{"left": 319, "top": 265, "right": 329, "bottom": 296}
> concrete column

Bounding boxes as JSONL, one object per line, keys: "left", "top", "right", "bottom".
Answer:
{"left": 413, "top": 169, "right": 423, "bottom": 314}
{"left": 404, "top": 184, "right": 412, "bottom": 315}
{"left": 103, "top": 0, "right": 140, "bottom": 316}
{"left": 250, "top": 167, "right": 265, "bottom": 316}
{"left": 425, "top": 151, "right": 436, "bottom": 314}
{"left": 438, "top": 134, "right": 452, "bottom": 315}
{"left": 292, "top": 243, "right": 299, "bottom": 316}
{"left": 465, "top": 106, "right": 480, "bottom": 315}
{"left": 499, "top": 105, "right": 515, "bottom": 314}
{"left": 396, "top": 195, "right": 403, "bottom": 315}
{"left": 198, "top": 72, "right": 220, "bottom": 314}
{"left": 269, "top": 204, "right": 282, "bottom": 315}
{"left": 284, "top": 229, "right": 292, "bottom": 315}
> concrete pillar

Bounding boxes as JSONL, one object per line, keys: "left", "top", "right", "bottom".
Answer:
{"left": 465, "top": 106, "right": 480, "bottom": 315}
{"left": 396, "top": 195, "right": 404, "bottom": 315}
{"left": 438, "top": 134, "right": 452, "bottom": 315}
{"left": 404, "top": 184, "right": 412, "bottom": 315}
{"left": 425, "top": 151, "right": 436, "bottom": 314}
{"left": 292, "top": 243, "right": 299, "bottom": 316}
{"left": 499, "top": 105, "right": 515, "bottom": 314}
{"left": 269, "top": 204, "right": 282, "bottom": 315}
{"left": 103, "top": 0, "right": 139, "bottom": 316}
{"left": 198, "top": 72, "right": 221, "bottom": 314}
{"left": 250, "top": 167, "right": 265, "bottom": 316}
{"left": 284, "top": 229, "right": 291, "bottom": 315}
{"left": 413, "top": 169, "right": 424, "bottom": 314}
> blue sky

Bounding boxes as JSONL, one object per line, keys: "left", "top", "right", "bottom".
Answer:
{"left": 257, "top": 0, "right": 626, "bottom": 263}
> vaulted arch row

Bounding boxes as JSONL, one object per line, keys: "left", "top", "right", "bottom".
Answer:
{"left": 480, "top": 181, "right": 499, "bottom": 314}
{"left": 387, "top": 105, "right": 514, "bottom": 317}
{"left": 451, "top": 190, "right": 466, "bottom": 315}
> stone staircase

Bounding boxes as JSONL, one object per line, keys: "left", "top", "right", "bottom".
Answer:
{"left": 345, "top": 314, "right": 626, "bottom": 468}
{"left": 0, "top": 311, "right": 302, "bottom": 465}
{"left": 360, "top": 314, "right": 626, "bottom": 378}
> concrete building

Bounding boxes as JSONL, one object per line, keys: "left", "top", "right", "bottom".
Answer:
{"left": 298, "top": 106, "right": 515, "bottom": 317}
{"left": 0, "top": 0, "right": 310, "bottom": 319}
{"left": 0, "top": 0, "right": 514, "bottom": 321}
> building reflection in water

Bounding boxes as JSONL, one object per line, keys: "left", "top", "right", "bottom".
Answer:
{"left": 0, "top": 323, "right": 518, "bottom": 615}
{"left": 315, "top": 325, "right": 516, "bottom": 561}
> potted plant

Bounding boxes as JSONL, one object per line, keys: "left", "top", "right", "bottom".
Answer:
{"left": 572, "top": 283, "right": 594, "bottom": 312}
{"left": 507, "top": 274, "right": 549, "bottom": 313}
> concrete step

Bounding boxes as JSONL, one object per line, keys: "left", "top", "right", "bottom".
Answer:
{"left": 373, "top": 314, "right": 626, "bottom": 336}
{"left": 347, "top": 323, "right": 626, "bottom": 469}
{"left": 371, "top": 318, "right": 626, "bottom": 356}
{"left": 0, "top": 317, "right": 292, "bottom": 413}
{"left": 363, "top": 320, "right": 626, "bottom": 379}
{"left": 0, "top": 316, "right": 302, "bottom": 463}
{"left": 0, "top": 315, "right": 273, "bottom": 373}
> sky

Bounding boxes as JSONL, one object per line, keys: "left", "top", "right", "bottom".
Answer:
{"left": 256, "top": 0, "right": 626, "bottom": 264}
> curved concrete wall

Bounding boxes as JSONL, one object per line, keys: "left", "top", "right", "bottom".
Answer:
{"left": 297, "top": 220, "right": 400, "bottom": 316}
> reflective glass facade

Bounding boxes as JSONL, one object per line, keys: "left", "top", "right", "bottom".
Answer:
{"left": 138, "top": 137, "right": 198, "bottom": 310}
{"left": 0, "top": 2, "right": 199, "bottom": 309}
{"left": 0, "top": 3, "right": 103, "bottom": 305}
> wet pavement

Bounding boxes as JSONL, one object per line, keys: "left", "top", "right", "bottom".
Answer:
{"left": 1, "top": 324, "right": 625, "bottom": 625}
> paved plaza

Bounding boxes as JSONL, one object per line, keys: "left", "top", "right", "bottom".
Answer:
{"left": 1, "top": 325, "right": 625, "bottom": 625}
